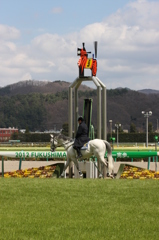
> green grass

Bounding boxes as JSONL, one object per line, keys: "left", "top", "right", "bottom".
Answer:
{"left": 0, "top": 145, "right": 158, "bottom": 152}
{"left": 0, "top": 179, "right": 159, "bottom": 240}
{"left": 0, "top": 147, "right": 50, "bottom": 151}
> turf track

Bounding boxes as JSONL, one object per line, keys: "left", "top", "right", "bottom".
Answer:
{"left": 0, "top": 179, "right": 159, "bottom": 240}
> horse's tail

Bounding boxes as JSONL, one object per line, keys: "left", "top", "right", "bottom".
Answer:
{"left": 103, "top": 140, "right": 114, "bottom": 172}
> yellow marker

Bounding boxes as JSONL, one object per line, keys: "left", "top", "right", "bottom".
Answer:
{"left": 85, "top": 58, "right": 93, "bottom": 68}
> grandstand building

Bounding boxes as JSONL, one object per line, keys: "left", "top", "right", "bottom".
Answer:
{"left": 0, "top": 127, "right": 18, "bottom": 142}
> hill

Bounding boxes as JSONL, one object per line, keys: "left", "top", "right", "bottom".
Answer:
{"left": 0, "top": 80, "right": 93, "bottom": 96}
{"left": 138, "top": 89, "right": 159, "bottom": 95}
{"left": 0, "top": 80, "right": 159, "bottom": 132}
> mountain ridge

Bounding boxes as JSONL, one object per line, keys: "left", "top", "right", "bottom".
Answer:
{"left": 138, "top": 89, "right": 159, "bottom": 95}
{"left": 0, "top": 80, "right": 159, "bottom": 132}
{"left": 0, "top": 80, "right": 93, "bottom": 96}
{"left": 1, "top": 80, "right": 159, "bottom": 95}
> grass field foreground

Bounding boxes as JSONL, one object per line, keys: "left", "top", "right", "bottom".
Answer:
{"left": 0, "top": 179, "right": 159, "bottom": 240}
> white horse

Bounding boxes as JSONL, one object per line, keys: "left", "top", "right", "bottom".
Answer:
{"left": 50, "top": 134, "right": 114, "bottom": 178}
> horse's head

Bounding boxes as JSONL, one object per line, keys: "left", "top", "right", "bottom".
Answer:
{"left": 55, "top": 133, "right": 73, "bottom": 146}
{"left": 50, "top": 132, "right": 73, "bottom": 151}
{"left": 50, "top": 134, "right": 58, "bottom": 151}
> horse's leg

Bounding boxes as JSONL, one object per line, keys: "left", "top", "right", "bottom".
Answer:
{"left": 73, "top": 158, "right": 83, "bottom": 177}
{"left": 100, "top": 157, "right": 114, "bottom": 178}
{"left": 93, "top": 153, "right": 107, "bottom": 178}
{"left": 108, "top": 158, "right": 114, "bottom": 178}
{"left": 92, "top": 141, "right": 114, "bottom": 179}
{"left": 98, "top": 157, "right": 108, "bottom": 178}
{"left": 60, "top": 157, "right": 70, "bottom": 177}
{"left": 50, "top": 142, "right": 54, "bottom": 152}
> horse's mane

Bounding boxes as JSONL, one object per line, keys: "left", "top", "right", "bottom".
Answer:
{"left": 56, "top": 133, "right": 73, "bottom": 150}
{"left": 58, "top": 133, "right": 72, "bottom": 142}
{"left": 65, "top": 141, "right": 74, "bottom": 150}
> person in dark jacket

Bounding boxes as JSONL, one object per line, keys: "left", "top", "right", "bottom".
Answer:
{"left": 73, "top": 116, "right": 90, "bottom": 158}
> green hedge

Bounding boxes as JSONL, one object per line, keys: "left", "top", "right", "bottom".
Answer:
{"left": 12, "top": 132, "right": 159, "bottom": 143}
{"left": 11, "top": 133, "right": 51, "bottom": 142}
{"left": 107, "top": 133, "right": 159, "bottom": 143}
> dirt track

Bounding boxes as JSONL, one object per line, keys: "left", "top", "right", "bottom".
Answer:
{"left": 0, "top": 160, "right": 159, "bottom": 174}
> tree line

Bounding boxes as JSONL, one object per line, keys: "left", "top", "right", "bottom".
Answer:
{"left": 0, "top": 91, "right": 68, "bottom": 131}
{"left": 1, "top": 87, "right": 159, "bottom": 133}
{"left": 11, "top": 122, "right": 159, "bottom": 143}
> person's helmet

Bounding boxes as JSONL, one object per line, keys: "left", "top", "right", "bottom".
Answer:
{"left": 78, "top": 116, "right": 84, "bottom": 121}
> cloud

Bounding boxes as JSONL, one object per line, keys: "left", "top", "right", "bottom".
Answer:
{"left": 106, "top": 0, "right": 159, "bottom": 29}
{"left": 0, "top": 24, "right": 20, "bottom": 40}
{"left": 0, "top": 0, "right": 159, "bottom": 90}
{"left": 51, "top": 7, "right": 63, "bottom": 14}
{"left": 21, "top": 72, "right": 32, "bottom": 81}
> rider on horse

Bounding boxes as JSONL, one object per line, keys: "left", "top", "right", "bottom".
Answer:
{"left": 73, "top": 116, "right": 90, "bottom": 158}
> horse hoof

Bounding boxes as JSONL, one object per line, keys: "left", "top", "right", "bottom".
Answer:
{"left": 79, "top": 171, "right": 83, "bottom": 177}
{"left": 60, "top": 174, "right": 64, "bottom": 178}
{"left": 99, "top": 174, "right": 103, "bottom": 178}
{"left": 108, "top": 174, "right": 114, "bottom": 179}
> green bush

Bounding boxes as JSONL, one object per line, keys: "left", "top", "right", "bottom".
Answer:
{"left": 107, "top": 133, "right": 159, "bottom": 143}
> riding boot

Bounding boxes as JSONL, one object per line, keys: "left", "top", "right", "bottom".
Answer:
{"left": 76, "top": 148, "right": 82, "bottom": 158}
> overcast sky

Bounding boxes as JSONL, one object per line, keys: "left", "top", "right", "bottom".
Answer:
{"left": 0, "top": 0, "right": 159, "bottom": 90}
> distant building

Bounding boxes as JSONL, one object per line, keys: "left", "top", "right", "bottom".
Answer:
{"left": 0, "top": 127, "right": 18, "bottom": 142}
{"left": 112, "top": 129, "right": 128, "bottom": 133}
{"left": 123, "top": 129, "right": 129, "bottom": 133}
{"left": 19, "top": 129, "right": 26, "bottom": 133}
{"left": 31, "top": 129, "right": 62, "bottom": 134}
